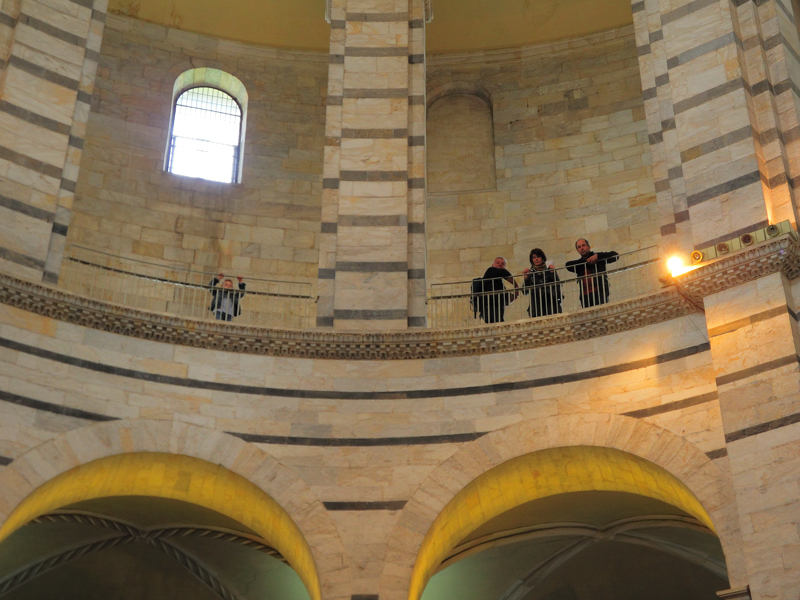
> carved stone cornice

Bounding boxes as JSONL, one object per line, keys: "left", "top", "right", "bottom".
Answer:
{"left": 0, "top": 274, "right": 696, "bottom": 359}
{"left": 0, "top": 237, "right": 793, "bottom": 360}
{"left": 672, "top": 234, "right": 800, "bottom": 303}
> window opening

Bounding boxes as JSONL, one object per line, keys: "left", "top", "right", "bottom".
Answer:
{"left": 167, "top": 86, "right": 242, "bottom": 184}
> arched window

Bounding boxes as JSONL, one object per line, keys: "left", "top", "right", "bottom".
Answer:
{"left": 166, "top": 69, "right": 249, "bottom": 184}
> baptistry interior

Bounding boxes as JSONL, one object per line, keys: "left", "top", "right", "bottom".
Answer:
{"left": 0, "top": 0, "right": 799, "bottom": 600}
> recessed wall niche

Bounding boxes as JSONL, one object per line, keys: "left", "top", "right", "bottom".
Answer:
{"left": 427, "top": 93, "right": 497, "bottom": 194}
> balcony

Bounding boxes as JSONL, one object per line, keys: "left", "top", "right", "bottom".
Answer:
{"left": 59, "top": 246, "right": 663, "bottom": 332}
{"left": 1, "top": 235, "right": 795, "bottom": 359}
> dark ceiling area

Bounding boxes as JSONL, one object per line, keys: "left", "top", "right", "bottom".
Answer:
{"left": 0, "top": 496, "right": 310, "bottom": 600}
{"left": 422, "top": 491, "right": 729, "bottom": 600}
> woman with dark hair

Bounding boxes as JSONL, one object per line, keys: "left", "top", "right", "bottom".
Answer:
{"left": 523, "top": 248, "right": 563, "bottom": 317}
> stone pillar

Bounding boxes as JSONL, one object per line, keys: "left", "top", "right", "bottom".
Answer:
{"left": 632, "top": 0, "right": 800, "bottom": 258}
{"left": 317, "top": 0, "right": 429, "bottom": 330}
{"left": 683, "top": 237, "right": 800, "bottom": 599}
{"left": 0, "top": 0, "right": 106, "bottom": 284}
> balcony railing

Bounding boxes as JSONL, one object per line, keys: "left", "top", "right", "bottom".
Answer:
{"left": 60, "top": 246, "right": 315, "bottom": 329}
{"left": 58, "top": 246, "right": 661, "bottom": 331}
{"left": 428, "top": 247, "right": 662, "bottom": 329}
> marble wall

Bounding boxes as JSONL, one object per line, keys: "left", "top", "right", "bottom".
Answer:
{"left": 425, "top": 27, "right": 658, "bottom": 282}
{"left": 66, "top": 15, "right": 328, "bottom": 283}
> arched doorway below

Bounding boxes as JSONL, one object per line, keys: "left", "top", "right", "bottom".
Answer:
{"left": 412, "top": 446, "right": 730, "bottom": 600}
{"left": 421, "top": 490, "right": 728, "bottom": 600}
{"left": 0, "top": 496, "right": 311, "bottom": 600}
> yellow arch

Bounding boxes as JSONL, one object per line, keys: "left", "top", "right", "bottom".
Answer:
{"left": 0, "top": 452, "right": 320, "bottom": 600}
{"left": 408, "top": 446, "right": 716, "bottom": 600}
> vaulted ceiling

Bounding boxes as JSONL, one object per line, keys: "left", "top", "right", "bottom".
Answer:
{"left": 107, "top": 0, "right": 634, "bottom": 53}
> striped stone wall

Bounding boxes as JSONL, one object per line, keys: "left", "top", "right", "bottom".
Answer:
{"left": 0, "top": 278, "right": 746, "bottom": 596}
{"left": 0, "top": 0, "right": 106, "bottom": 283}
{"left": 317, "top": 0, "right": 428, "bottom": 330}
{"left": 702, "top": 272, "right": 800, "bottom": 598}
{"left": 633, "top": 0, "right": 800, "bottom": 257}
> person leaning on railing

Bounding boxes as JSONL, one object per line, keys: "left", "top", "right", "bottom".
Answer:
{"left": 475, "top": 257, "right": 520, "bottom": 324}
{"left": 209, "top": 273, "right": 245, "bottom": 321}
{"left": 522, "top": 248, "right": 563, "bottom": 317}
{"left": 565, "top": 238, "right": 619, "bottom": 308}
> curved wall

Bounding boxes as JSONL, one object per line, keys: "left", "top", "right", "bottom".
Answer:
{"left": 66, "top": 19, "right": 657, "bottom": 288}
{"left": 426, "top": 27, "right": 658, "bottom": 282}
{"left": 0, "top": 275, "right": 747, "bottom": 596}
{"left": 67, "top": 15, "right": 327, "bottom": 283}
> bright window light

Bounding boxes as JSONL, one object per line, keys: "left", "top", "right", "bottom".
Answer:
{"left": 167, "top": 87, "right": 242, "bottom": 183}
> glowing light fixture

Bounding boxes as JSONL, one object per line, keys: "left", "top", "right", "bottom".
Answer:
{"left": 667, "top": 255, "right": 700, "bottom": 277}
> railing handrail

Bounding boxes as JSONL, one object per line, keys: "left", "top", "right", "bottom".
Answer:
{"left": 64, "top": 256, "right": 314, "bottom": 300}
{"left": 430, "top": 247, "right": 660, "bottom": 292}
{"left": 67, "top": 244, "right": 312, "bottom": 289}
{"left": 429, "top": 260, "right": 661, "bottom": 301}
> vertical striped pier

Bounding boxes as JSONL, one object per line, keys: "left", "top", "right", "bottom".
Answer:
{"left": 632, "top": 0, "right": 800, "bottom": 255}
{"left": 317, "top": 0, "right": 429, "bottom": 330}
{"left": 0, "top": 0, "right": 107, "bottom": 283}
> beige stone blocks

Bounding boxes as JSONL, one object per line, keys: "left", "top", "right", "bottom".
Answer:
{"left": 65, "top": 16, "right": 327, "bottom": 287}
{"left": 426, "top": 31, "right": 658, "bottom": 282}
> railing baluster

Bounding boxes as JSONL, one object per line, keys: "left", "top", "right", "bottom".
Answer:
{"left": 58, "top": 246, "right": 314, "bottom": 331}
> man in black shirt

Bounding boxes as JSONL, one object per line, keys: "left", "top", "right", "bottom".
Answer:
{"left": 565, "top": 239, "right": 619, "bottom": 308}
{"left": 475, "top": 257, "right": 519, "bottom": 323}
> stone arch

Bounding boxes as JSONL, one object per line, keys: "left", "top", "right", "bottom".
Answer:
{"left": 171, "top": 67, "right": 249, "bottom": 109}
{"left": 378, "top": 412, "right": 746, "bottom": 600}
{"left": 426, "top": 81, "right": 493, "bottom": 111}
{"left": 0, "top": 419, "right": 349, "bottom": 600}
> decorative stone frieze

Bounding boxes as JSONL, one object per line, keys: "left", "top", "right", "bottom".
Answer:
{"left": 0, "top": 275, "right": 688, "bottom": 359}
{"left": 672, "top": 234, "right": 800, "bottom": 303}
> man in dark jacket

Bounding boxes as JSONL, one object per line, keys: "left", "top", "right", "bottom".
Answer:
{"left": 209, "top": 273, "right": 245, "bottom": 321}
{"left": 475, "top": 257, "right": 519, "bottom": 323}
{"left": 565, "top": 239, "right": 619, "bottom": 308}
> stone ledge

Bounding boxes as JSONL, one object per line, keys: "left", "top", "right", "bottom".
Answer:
{"left": 0, "top": 275, "right": 696, "bottom": 359}
{"left": 675, "top": 234, "right": 800, "bottom": 301}
{"left": 0, "top": 236, "right": 794, "bottom": 359}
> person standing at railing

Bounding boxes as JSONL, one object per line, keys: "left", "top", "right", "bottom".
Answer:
{"left": 522, "top": 248, "right": 563, "bottom": 317}
{"left": 565, "top": 239, "right": 619, "bottom": 308}
{"left": 209, "top": 273, "right": 245, "bottom": 321}
{"left": 474, "top": 257, "right": 519, "bottom": 324}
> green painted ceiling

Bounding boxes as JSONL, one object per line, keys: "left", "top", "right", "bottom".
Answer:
{"left": 108, "top": 0, "right": 634, "bottom": 53}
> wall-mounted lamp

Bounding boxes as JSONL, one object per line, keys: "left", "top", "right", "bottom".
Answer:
{"left": 667, "top": 256, "right": 700, "bottom": 277}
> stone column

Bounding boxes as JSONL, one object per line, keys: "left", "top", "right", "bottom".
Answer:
{"left": 0, "top": 0, "right": 107, "bottom": 283}
{"left": 632, "top": 0, "right": 800, "bottom": 258}
{"left": 682, "top": 237, "right": 800, "bottom": 598}
{"left": 317, "top": 0, "right": 429, "bottom": 330}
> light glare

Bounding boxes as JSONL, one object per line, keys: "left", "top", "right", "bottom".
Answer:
{"left": 667, "top": 255, "right": 700, "bottom": 277}
{"left": 667, "top": 256, "right": 684, "bottom": 273}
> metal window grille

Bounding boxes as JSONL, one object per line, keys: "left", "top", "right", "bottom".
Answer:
{"left": 167, "top": 87, "right": 242, "bottom": 184}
